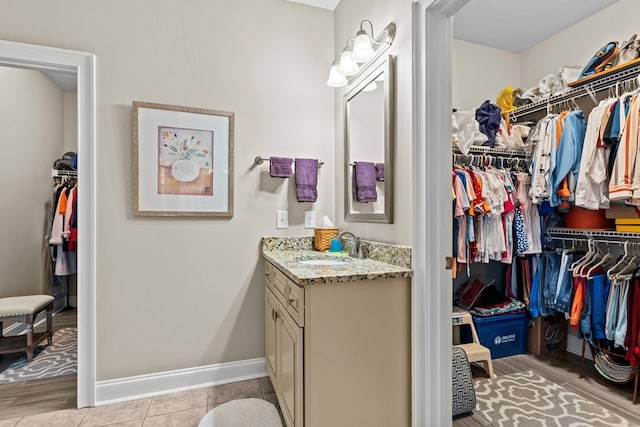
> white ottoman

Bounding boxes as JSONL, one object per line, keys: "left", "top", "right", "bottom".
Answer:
{"left": 0, "top": 295, "right": 55, "bottom": 361}
{"left": 199, "top": 398, "right": 282, "bottom": 427}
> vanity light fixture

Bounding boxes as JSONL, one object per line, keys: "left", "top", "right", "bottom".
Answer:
{"left": 327, "top": 61, "right": 348, "bottom": 87}
{"left": 338, "top": 48, "right": 360, "bottom": 76}
{"left": 326, "top": 20, "right": 396, "bottom": 88}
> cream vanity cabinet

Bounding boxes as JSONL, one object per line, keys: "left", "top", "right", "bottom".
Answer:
{"left": 264, "top": 259, "right": 410, "bottom": 427}
{"left": 265, "top": 261, "right": 304, "bottom": 427}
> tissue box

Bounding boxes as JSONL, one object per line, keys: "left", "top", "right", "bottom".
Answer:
{"left": 314, "top": 228, "right": 339, "bottom": 251}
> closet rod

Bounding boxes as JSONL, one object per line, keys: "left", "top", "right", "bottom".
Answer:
{"left": 453, "top": 153, "right": 531, "bottom": 168}
{"left": 51, "top": 169, "right": 77, "bottom": 177}
{"left": 453, "top": 146, "right": 528, "bottom": 157}
{"left": 546, "top": 227, "right": 640, "bottom": 240}
{"left": 548, "top": 237, "right": 640, "bottom": 247}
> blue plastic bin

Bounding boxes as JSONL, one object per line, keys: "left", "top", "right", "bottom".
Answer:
{"left": 471, "top": 312, "right": 528, "bottom": 359}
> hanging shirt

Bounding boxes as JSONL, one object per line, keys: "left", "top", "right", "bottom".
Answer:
{"left": 550, "top": 110, "right": 587, "bottom": 208}
{"left": 610, "top": 94, "right": 639, "bottom": 202}
{"left": 575, "top": 99, "right": 615, "bottom": 209}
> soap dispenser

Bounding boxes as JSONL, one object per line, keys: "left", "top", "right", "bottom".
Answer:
{"left": 329, "top": 238, "right": 342, "bottom": 252}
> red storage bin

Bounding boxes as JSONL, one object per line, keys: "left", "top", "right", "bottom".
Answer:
{"left": 563, "top": 206, "right": 614, "bottom": 229}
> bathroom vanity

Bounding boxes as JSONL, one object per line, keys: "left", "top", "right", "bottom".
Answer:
{"left": 262, "top": 237, "right": 412, "bottom": 427}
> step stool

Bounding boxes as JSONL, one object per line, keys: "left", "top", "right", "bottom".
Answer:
{"left": 452, "top": 306, "right": 494, "bottom": 378}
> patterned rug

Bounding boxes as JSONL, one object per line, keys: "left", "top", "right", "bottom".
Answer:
{"left": 0, "top": 327, "right": 76, "bottom": 384}
{"left": 474, "top": 371, "right": 630, "bottom": 426}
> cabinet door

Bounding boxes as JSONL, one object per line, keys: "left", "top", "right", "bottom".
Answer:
{"left": 265, "top": 289, "right": 279, "bottom": 387}
{"left": 278, "top": 310, "right": 303, "bottom": 427}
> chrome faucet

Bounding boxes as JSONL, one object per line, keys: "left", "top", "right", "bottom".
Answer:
{"left": 337, "top": 231, "right": 363, "bottom": 258}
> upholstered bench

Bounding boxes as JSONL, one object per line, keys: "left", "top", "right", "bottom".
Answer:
{"left": 0, "top": 295, "right": 54, "bottom": 361}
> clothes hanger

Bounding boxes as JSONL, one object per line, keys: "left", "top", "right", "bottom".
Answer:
{"left": 613, "top": 253, "right": 640, "bottom": 278}
{"left": 586, "top": 250, "right": 614, "bottom": 278}
{"left": 570, "top": 239, "right": 597, "bottom": 275}
{"left": 607, "top": 241, "right": 630, "bottom": 277}
{"left": 614, "top": 243, "right": 640, "bottom": 278}
{"left": 579, "top": 243, "right": 604, "bottom": 278}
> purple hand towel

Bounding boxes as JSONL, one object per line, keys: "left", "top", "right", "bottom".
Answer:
{"left": 375, "top": 163, "right": 385, "bottom": 182}
{"left": 352, "top": 162, "right": 377, "bottom": 203}
{"left": 269, "top": 157, "right": 293, "bottom": 178}
{"left": 295, "top": 158, "right": 318, "bottom": 202}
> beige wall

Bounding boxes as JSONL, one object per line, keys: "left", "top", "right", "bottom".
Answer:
{"left": 452, "top": 39, "right": 521, "bottom": 111}
{"left": 0, "top": 66, "right": 64, "bottom": 298}
{"left": 520, "top": 0, "right": 639, "bottom": 88}
{"left": 0, "top": 0, "right": 334, "bottom": 380}
{"left": 63, "top": 92, "right": 78, "bottom": 152}
{"left": 333, "top": 0, "right": 412, "bottom": 245}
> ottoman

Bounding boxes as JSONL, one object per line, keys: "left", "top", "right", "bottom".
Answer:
{"left": 0, "top": 295, "right": 54, "bottom": 361}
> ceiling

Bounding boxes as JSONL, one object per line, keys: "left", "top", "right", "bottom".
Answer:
{"left": 43, "top": 70, "right": 77, "bottom": 92}
{"left": 288, "top": 0, "right": 340, "bottom": 11}
{"left": 453, "top": 0, "right": 621, "bottom": 53}
{"left": 289, "top": 0, "right": 621, "bottom": 54}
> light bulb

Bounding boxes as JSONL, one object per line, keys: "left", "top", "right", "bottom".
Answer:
{"left": 352, "top": 30, "right": 375, "bottom": 63}
{"left": 326, "top": 64, "right": 347, "bottom": 88}
{"left": 338, "top": 51, "right": 359, "bottom": 76}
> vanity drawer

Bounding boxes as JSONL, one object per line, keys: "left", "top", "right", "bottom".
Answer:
{"left": 265, "top": 262, "right": 275, "bottom": 287}
{"left": 285, "top": 281, "right": 304, "bottom": 327}
{"left": 265, "top": 262, "right": 305, "bottom": 327}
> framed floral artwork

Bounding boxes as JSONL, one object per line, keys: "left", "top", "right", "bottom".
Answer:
{"left": 133, "top": 101, "right": 234, "bottom": 217}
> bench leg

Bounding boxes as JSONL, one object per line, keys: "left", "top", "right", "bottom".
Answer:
{"left": 26, "top": 313, "right": 34, "bottom": 362}
{"left": 46, "top": 303, "right": 53, "bottom": 345}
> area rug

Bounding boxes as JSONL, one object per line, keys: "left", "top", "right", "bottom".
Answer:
{"left": 0, "top": 327, "right": 76, "bottom": 384}
{"left": 473, "top": 370, "right": 629, "bottom": 426}
{"left": 199, "top": 398, "right": 281, "bottom": 427}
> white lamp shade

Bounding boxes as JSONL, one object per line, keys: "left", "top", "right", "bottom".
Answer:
{"left": 338, "top": 51, "right": 359, "bottom": 76}
{"left": 326, "top": 65, "right": 347, "bottom": 87}
{"left": 352, "top": 32, "right": 375, "bottom": 63}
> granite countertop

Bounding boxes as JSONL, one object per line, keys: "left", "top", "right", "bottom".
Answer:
{"left": 262, "top": 237, "right": 413, "bottom": 285}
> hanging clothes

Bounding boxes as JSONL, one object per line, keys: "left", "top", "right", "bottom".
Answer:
{"left": 452, "top": 160, "right": 538, "bottom": 268}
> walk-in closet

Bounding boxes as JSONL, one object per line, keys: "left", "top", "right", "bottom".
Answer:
{"left": 0, "top": 65, "right": 79, "bottom": 417}
{"left": 450, "top": 1, "right": 640, "bottom": 425}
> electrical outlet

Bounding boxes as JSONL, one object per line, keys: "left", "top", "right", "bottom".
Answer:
{"left": 276, "top": 210, "right": 289, "bottom": 229}
{"left": 304, "top": 211, "right": 316, "bottom": 229}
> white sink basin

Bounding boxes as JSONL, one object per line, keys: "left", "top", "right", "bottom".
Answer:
{"left": 298, "top": 259, "right": 350, "bottom": 266}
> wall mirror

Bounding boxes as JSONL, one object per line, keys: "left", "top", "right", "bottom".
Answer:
{"left": 344, "top": 54, "right": 394, "bottom": 223}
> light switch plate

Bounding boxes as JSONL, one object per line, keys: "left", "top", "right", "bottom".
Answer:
{"left": 276, "top": 210, "right": 289, "bottom": 229}
{"left": 304, "top": 211, "right": 316, "bottom": 229}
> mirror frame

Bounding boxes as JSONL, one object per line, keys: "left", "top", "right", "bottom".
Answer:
{"left": 344, "top": 54, "right": 394, "bottom": 223}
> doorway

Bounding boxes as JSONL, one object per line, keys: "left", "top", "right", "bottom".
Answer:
{"left": 0, "top": 40, "right": 97, "bottom": 408}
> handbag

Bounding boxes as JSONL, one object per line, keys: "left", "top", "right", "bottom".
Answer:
{"left": 612, "top": 34, "right": 640, "bottom": 67}
{"left": 578, "top": 41, "right": 619, "bottom": 79}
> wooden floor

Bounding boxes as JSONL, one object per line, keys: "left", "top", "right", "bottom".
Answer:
{"left": 0, "top": 307, "right": 77, "bottom": 419}
{"left": 454, "top": 350, "right": 640, "bottom": 426}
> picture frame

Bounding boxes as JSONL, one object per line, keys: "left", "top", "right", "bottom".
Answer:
{"left": 132, "top": 101, "right": 234, "bottom": 217}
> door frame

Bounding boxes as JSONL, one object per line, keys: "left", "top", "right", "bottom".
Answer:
{"left": 0, "top": 40, "right": 97, "bottom": 407}
{"left": 412, "top": 1, "right": 469, "bottom": 425}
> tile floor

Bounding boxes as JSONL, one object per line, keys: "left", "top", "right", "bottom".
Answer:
{"left": 0, "top": 377, "right": 281, "bottom": 427}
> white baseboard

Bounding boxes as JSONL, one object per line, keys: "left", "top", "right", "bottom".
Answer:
{"left": 95, "top": 357, "right": 268, "bottom": 406}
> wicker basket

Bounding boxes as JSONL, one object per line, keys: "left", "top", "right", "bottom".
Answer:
{"left": 314, "top": 228, "right": 339, "bottom": 251}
